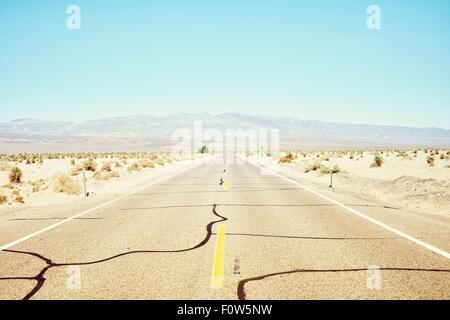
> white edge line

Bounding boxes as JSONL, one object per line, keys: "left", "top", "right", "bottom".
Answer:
{"left": 0, "top": 159, "right": 207, "bottom": 252}
{"left": 243, "top": 156, "right": 450, "bottom": 260}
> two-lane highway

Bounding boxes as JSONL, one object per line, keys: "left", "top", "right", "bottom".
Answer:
{"left": 0, "top": 161, "right": 449, "bottom": 299}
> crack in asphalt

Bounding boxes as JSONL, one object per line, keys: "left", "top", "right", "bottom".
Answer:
{"left": 236, "top": 267, "right": 450, "bottom": 300}
{"left": 0, "top": 204, "right": 227, "bottom": 300}
{"left": 1, "top": 204, "right": 448, "bottom": 300}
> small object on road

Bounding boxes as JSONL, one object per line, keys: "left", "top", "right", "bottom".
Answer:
{"left": 219, "top": 178, "right": 224, "bottom": 185}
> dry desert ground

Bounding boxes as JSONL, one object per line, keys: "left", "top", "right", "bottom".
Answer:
{"left": 252, "top": 148, "right": 450, "bottom": 217}
{"left": 0, "top": 152, "right": 203, "bottom": 213}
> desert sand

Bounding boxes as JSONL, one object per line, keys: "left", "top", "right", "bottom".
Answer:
{"left": 0, "top": 152, "right": 205, "bottom": 214}
{"left": 251, "top": 149, "right": 450, "bottom": 217}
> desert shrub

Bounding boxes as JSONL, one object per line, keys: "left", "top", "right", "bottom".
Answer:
{"left": 82, "top": 159, "right": 97, "bottom": 171}
{"left": 101, "top": 162, "right": 112, "bottom": 172}
{"left": 3, "top": 183, "right": 14, "bottom": 189}
{"left": 93, "top": 170, "right": 120, "bottom": 180}
{"left": 30, "top": 179, "right": 46, "bottom": 193}
{"left": 9, "top": 166, "right": 22, "bottom": 183}
{"left": 156, "top": 158, "right": 166, "bottom": 166}
{"left": 70, "top": 165, "right": 82, "bottom": 176}
{"left": 70, "top": 159, "right": 76, "bottom": 166}
{"left": 0, "top": 194, "right": 7, "bottom": 204}
{"left": 279, "top": 152, "right": 295, "bottom": 164}
{"left": 427, "top": 156, "right": 435, "bottom": 167}
{"left": 198, "top": 145, "right": 208, "bottom": 154}
{"left": 52, "top": 173, "right": 81, "bottom": 195}
{"left": 304, "top": 162, "right": 320, "bottom": 173}
{"left": 370, "top": 155, "right": 383, "bottom": 168}
{"left": 139, "top": 159, "right": 155, "bottom": 168}
{"left": 11, "top": 190, "right": 24, "bottom": 203}
{"left": 14, "top": 194, "right": 25, "bottom": 203}
{"left": 93, "top": 170, "right": 106, "bottom": 180}
{"left": 114, "top": 161, "right": 123, "bottom": 168}
{"left": 440, "top": 153, "right": 445, "bottom": 160}
{"left": 127, "top": 162, "right": 141, "bottom": 172}
{"left": 331, "top": 165, "right": 341, "bottom": 174}
{"left": 320, "top": 165, "right": 330, "bottom": 175}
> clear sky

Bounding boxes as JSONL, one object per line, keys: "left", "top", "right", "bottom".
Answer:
{"left": 0, "top": 0, "right": 449, "bottom": 128}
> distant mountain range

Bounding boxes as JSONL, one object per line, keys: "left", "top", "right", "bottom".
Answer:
{"left": 0, "top": 113, "right": 449, "bottom": 152}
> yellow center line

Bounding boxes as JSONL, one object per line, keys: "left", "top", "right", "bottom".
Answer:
{"left": 210, "top": 224, "right": 226, "bottom": 289}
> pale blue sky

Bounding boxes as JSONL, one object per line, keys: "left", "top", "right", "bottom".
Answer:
{"left": 0, "top": 0, "right": 449, "bottom": 128}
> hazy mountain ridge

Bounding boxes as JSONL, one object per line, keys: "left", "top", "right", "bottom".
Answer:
{"left": 1, "top": 113, "right": 449, "bottom": 152}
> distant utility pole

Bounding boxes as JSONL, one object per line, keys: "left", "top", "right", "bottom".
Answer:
{"left": 82, "top": 169, "right": 88, "bottom": 197}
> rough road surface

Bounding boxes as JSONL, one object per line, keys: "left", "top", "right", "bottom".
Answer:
{"left": 0, "top": 160, "right": 449, "bottom": 299}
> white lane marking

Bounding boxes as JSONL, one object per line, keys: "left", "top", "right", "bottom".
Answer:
{"left": 0, "top": 160, "right": 206, "bottom": 252}
{"left": 244, "top": 157, "right": 450, "bottom": 260}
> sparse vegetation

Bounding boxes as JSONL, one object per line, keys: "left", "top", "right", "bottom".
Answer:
{"left": 331, "top": 164, "right": 341, "bottom": 174}
{"left": 198, "top": 145, "right": 208, "bottom": 154}
{"left": 370, "top": 155, "right": 383, "bottom": 168}
{"left": 12, "top": 190, "right": 24, "bottom": 203}
{"left": 127, "top": 162, "right": 141, "bottom": 172}
{"left": 70, "top": 165, "right": 83, "bottom": 176}
{"left": 0, "top": 193, "right": 7, "bottom": 204}
{"left": 52, "top": 173, "right": 82, "bottom": 195}
{"left": 3, "top": 183, "right": 14, "bottom": 189}
{"left": 93, "top": 170, "right": 120, "bottom": 180}
{"left": 427, "top": 156, "right": 435, "bottom": 167}
{"left": 279, "top": 152, "right": 296, "bottom": 164}
{"left": 304, "top": 162, "right": 321, "bottom": 173}
{"left": 139, "top": 159, "right": 155, "bottom": 168}
{"left": 101, "top": 162, "right": 112, "bottom": 172}
{"left": 8, "top": 166, "right": 23, "bottom": 183}
{"left": 82, "top": 158, "right": 97, "bottom": 171}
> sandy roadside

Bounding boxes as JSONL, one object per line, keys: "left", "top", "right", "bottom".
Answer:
{"left": 248, "top": 150, "right": 450, "bottom": 218}
{"left": 0, "top": 153, "right": 211, "bottom": 218}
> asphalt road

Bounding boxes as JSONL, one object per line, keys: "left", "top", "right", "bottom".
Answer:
{"left": 0, "top": 160, "right": 449, "bottom": 299}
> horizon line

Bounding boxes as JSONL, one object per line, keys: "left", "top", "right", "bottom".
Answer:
{"left": 2, "top": 112, "right": 450, "bottom": 131}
